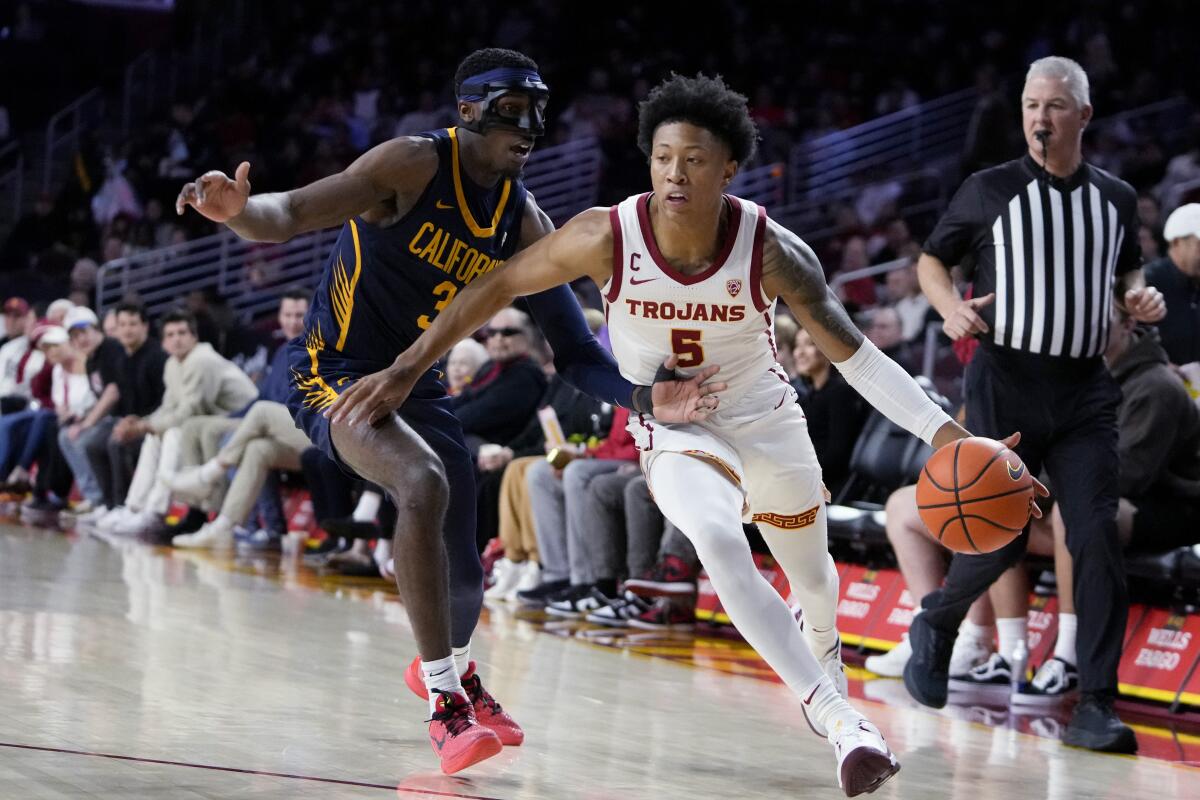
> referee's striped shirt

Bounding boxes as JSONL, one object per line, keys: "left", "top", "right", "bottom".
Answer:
{"left": 923, "top": 154, "right": 1141, "bottom": 358}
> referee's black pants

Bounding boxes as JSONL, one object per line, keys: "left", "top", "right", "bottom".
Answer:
{"left": 920, "top": 344, "right": 1127, "bottom": 697}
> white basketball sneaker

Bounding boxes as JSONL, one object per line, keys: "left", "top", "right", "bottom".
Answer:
{"left": 828, "top": 715, "right": 901, "bottom": 797}
{"left": 864, "top": 635, "right": 911, "bottom": 677}
{"left": 484, "top": 558, "right": 519, "bottom": 601}
{"left": 948, "top": 632, "right": 994, "bottom": 678}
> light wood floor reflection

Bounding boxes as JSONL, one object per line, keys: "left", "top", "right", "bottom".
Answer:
{"left": 0, "top": 525, "right": 1195, "bottom": 799}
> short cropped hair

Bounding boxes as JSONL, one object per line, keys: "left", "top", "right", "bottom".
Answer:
{"left": 1025, "top": 56, "right": 1091, "bottom": 107}
{"left": 280, "top": 286, "right": 310, "bottom": 304}
{"left": 637, "top": 73, "right": 758, "bottom": 164}
{"left": 160, "top": 309, "right": 197, "bottom": 336}
{"left": 114, "top": 302, "right": 148, "bottom": 323}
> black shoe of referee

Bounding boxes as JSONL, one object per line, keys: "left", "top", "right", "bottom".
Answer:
{"left": 1064, "top": 693, "right": 1137, "bottom": 753}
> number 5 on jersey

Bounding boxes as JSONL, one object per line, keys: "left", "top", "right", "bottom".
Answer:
{"left": 671, "top": 329, "right": 704, "bottom": 367}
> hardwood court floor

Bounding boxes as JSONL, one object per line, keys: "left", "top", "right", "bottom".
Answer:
{"left": 1, "top": 524, "right": 1196, "bottom": 799}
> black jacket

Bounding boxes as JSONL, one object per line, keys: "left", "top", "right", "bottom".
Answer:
{"left": 117, "top": 338, "right": 169, "bottom": 418}
{"left": 452, "top": 356, "right": 547, "bottom": 448}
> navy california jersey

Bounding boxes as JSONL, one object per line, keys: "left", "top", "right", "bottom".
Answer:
{"left": 290, "top": 127, "right": 527, "bottom": 411}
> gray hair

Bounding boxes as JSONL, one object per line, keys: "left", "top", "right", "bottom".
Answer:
{"left": 1024, "top": 56, "right": 1091, "bottom": 107}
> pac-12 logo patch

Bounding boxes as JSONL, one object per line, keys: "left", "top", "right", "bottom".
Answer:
{"left": 1006, "top": 460, "right": 1026, "bottom": 481}
{"left": 726, "top": 279, "right": 742, "bottom": 297}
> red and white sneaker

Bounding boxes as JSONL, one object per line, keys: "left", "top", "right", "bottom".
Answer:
{"left": 405, "top": 657, "right": 525, "bottom": 746}
{"left": 427, "top": 690, "right": 502, "bottom": 774}
{"left": 829, "top": 716, "right": 900, "bottom": 797}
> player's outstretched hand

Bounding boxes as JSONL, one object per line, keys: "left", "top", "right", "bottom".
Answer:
{"left": 943, "top": 293, "right": 994, "bottom": 340}
{"left": 998, "top": 431, "right": 1051, "bottom": 518}
{"left": 1124, "top": 286, "right": 1166, "bottom": 323}
{"left": 650, "top": 355, "right": 728, "bottom": 424}
{"left": 325, "top": 364, "right": 419, "bottom": 428}
{"left": 176, "top": 161, "right": 252, "bottom": 222}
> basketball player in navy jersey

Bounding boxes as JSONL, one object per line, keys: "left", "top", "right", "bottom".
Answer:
{"left": 332, "top": 73, "right": 1044, "bottom": 796}
{"left": 176, "top": 49, "right": 722, "bottom": 774}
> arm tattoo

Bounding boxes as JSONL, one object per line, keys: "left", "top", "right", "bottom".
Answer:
{"left": 761, "top": 225, "right": 863, "bottom": 351}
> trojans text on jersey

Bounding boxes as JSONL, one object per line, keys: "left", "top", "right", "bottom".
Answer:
{"left": 623, "top": 299, "right": 747, "bottom": 322}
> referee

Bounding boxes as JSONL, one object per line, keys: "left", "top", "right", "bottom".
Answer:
{"left": 904, "top": 56, "right": 1165, "bottom": 753}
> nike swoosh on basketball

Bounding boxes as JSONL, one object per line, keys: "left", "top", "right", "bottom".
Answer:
{"left": 1006, "top": 461, "right": 1025, "bottom": 480}
{"left": 436, "top": 200, "right": 454, "bottom": 210}
{"left": 629, "top": 276, "right": 659, "bottom": 285}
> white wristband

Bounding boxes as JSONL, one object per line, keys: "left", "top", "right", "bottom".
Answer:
{"left": 832, "top": 339, "right": 954, "bottom": 445}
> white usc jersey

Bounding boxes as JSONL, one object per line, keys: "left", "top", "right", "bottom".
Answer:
{"left": 602, "top": 193, "right": 783, "bottom": 400}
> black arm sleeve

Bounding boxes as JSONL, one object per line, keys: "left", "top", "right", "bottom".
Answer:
{"left": 922, "top": 175, "right": 984, "bottom": 271}
{"left": 522, "top": 284, "right": 635, "bottom": 408}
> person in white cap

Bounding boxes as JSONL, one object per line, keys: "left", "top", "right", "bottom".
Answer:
{"left": 56, "top": 306, "right": 123, "bottom": 517}
{"left": 1144, "top": 203, "right": 1200, "bottom": 367}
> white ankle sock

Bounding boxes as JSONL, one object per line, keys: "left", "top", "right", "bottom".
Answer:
{"left": 210, "top": 515, "right": 234, "bottom": 534}
{"left": 200, "top": 459, "right": 224, "bottom": 483}
{"left": 353, "top": 490, "right": 382, "bottom": 522}
{"left": 995, "top": 617, "right": 1027, "bottom": 661}
{"left": 1054, "top": 613, "right": 1077, "bottom": 666}
{"left": 452, "top": 643, "right": 471, "bottom": 677}
{"left": 422, "top": 655, "right": 463, "bottom": 715}
{"left": 959, "top": 619, "right": 994, "bottom": 643}
{"left": 803, "top": 675, "right": 859, "bottom": 735}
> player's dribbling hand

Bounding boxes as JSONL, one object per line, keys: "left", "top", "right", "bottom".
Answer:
{"left": 650, "top": 355, "right": 728, "bottom": 424}
{"left": 942, "top": 293, "right": 994, "bottom": 340}
{"left": 998, "top": 431, "right": 1051, "bottom": 518}
{"left": 175, "top": 161, "right": 252, "bottom": 222}
{"left": 325, "top": 364, "right": 419, "bottom": 427}
{"left": 1124, "top": 286, "right": 1166, "bottom": 323}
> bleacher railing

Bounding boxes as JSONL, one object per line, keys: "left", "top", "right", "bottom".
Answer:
{"left": 43, "top": 89, "right": 107, "bottom": 194}
{"left": 0, "top": 142, "right": 23, "bottom": 233}
{"left": 96, "top": 228, "right": 339, "bottom": 322}
{"left": 728, "top": 162, "right": 786, "bottom": 209}
{"left": 790, "top": 89, "right": 977, "bottom": 199}
{"left": 94, "top": 137, "right": 600, "bottom": 319}
{"left": 522, "top": 137, "right": 602, "bottom": 225}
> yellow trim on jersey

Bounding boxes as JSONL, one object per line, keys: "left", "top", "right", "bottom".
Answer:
{"left": 332, "top": 219, "right": 363, "bottom": 351}
{"left": 291, "top": 323, "right": 340, "bottom": 411}
{"left": 447, "top": 127, "right": 511, "bottom": 238}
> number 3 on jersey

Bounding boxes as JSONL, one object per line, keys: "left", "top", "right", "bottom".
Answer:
{"left": 417, "top": 281, "right": 458, "bottom": 330}
{"left": 671, "top": 329, "right": 704, "bottom": 367}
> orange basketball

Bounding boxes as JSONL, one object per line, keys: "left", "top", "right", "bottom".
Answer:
{"left": 915, "top": 437, "right": 1035, "bottom": 554}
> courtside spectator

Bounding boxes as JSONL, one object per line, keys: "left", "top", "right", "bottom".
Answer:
{"left": 1143, "top": 203, "right": 1200, "bottom": 366}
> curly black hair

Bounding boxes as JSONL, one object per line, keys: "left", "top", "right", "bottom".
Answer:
{"left": 454, "top": 48, "right": 539, "bottom": 95}
{"left": 637, "top": 73, "right": 758, "bottom": 164}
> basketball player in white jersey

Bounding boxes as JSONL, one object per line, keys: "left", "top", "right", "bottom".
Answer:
{"left": 328, "top": 74, "right": 975, "bottom": 796}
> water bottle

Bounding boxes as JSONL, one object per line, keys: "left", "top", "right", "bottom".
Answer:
{"left": 1010, "top": 639, "right": 1029, "bottom": 696}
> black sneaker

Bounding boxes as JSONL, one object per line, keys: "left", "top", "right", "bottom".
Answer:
{"left": 515, "top": 579, "right": 570, "bottom": 607}
{"left": 319, "top": 516, "right": 383, "bottom": 540}
{"left": 1064, "top": 693, "right": 1137, "bottom": 753}
{"left": 585, "top": 591, "right": 651, "bottom": 627}
{"left": 545, "top": 585, "right": 611, "bottom": 618}
{"left": 948, "top": 653, "right": 1012, "bottom": 693}
{"left": 903, "top": 612, "right": 955, "bottom": 709}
